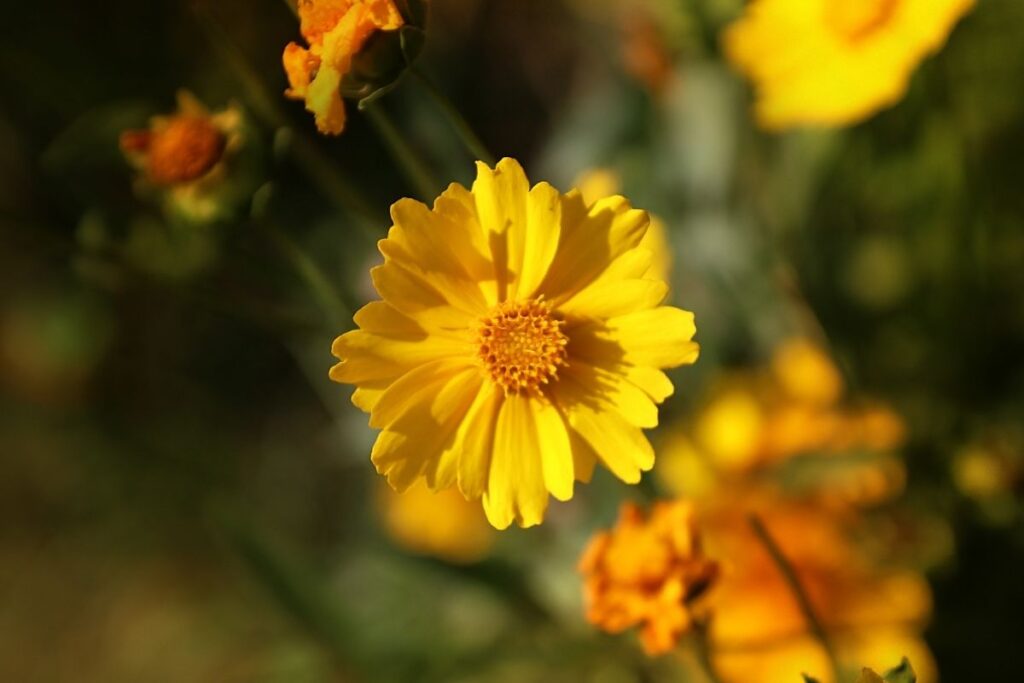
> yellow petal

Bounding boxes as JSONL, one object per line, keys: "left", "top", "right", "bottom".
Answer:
{"left": 482, "top": 394, "right": 551, "bottom": 529}
{"left": 563, "top": 363, "right": 660, "bottom": 429}
{"left": 553, "top": 381, "right": 655, "bottom": 484}
{"left": 382, "top": 198, "right": 492, "bottom": 313}
{"left": 371, "top": 262, "right": 476, "bottom": 331}
{"left": 540, "top": 194, "right": 651, "bottom": 303}
{"left": 571, "top": 307, "right": 699, "bottom": 369}
{"left": 455, "top": 382, "right": 502, "bottom": 499}
{"left": 517, "top": 181, "right": 562, "bottom": 299}
{"left": 558, "top": 278, "right": 668, "bottom": 319}
{"left": 369, "top": 360, "right": 470, "bottom": 429}
{"left": 370, "top": 366, "right": 482, "bottom": 491}
{"left": 471, "top": 158, "right": 529, "bottom": 301}
{"left": 533, "top": 396, "right": 574, "bottom": 502}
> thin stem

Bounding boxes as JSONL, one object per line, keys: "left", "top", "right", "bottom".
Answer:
{"left": 362, "top": 101, "right": 441, "bottom": 200}
{"left": 692, "top": 620, "right": 726, "bottom": 683}
{"left": 748, "top": 514, "right": 843, "bottom": 683}
{"left": 411, "top": 68, "right": 496, "bottom": 165}
{"left": 261, "top": 222, "right": 350, "bottom": 332}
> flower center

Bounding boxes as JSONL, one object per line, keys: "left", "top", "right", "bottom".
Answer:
{"left": 146, "top": 116, "right": 226, "bottom": 186}
{"left": 476, "top": 298, "right": 568, "bottom": 395}
{"left": 824, "top": 0, "right": 899, "bottom": 43}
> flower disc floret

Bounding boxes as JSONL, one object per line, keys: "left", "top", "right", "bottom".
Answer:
{"left": 477, "top": 298, "right": 568, "bottom": 396}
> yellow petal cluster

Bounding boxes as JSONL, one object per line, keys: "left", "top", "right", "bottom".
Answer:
{"left": 723, "top": 0, "right": 975, "bottom": 129}
{"left": 659, "top": 337, "right": 907, "bottom": 505}
{"left": 330, "top": 158, "right": 699, "bottom": 529}
{"left": 578, "top": 500, "right": 718, "bottom": 655}
{"left": 283, "top": 0, "right": 404, "bottom": 135}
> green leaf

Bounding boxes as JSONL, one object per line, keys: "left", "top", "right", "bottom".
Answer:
{"left": 882, "top": 658, "right": 916, "bottom": 683}
{"left": 855, "top": 658, "right": 916, "bottom": 683}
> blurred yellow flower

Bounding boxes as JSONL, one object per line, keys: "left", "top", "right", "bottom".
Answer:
{"left": 283, "top": 0, "right": 404, "bottom": 135}
{"left": 701, "top": 494, "right": 936, "bottom": 683}
{"left": 331, "top": 158, "right": 699, "bottom": 528}
{"left": 659, "top": 338, "right": 907, "bottom": 503}
{"left": 723, "top": 0, "right": 975, "bottom": 129}
{"left": 120, "top": 91, "right": 244, "bottom": 222}
{"left": 578, "top": 500, "right": 718, "bottom": 655}
{"left": 378, "top": 480, "right": 494, "bottom": 563}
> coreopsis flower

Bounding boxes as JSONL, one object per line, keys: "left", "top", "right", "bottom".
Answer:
{"left": 578, "top": 501, "right": 718, "bottom": 655}
{"left": 723, "top": 0, "right": 976, "bottom": 129}
{"left": 120, "top": 91, "right": 245, "bottom": 222}
{"left": 330, "top": 158, "right": 699, "bottom": 529}
{"left": 282, "top": 0, "right": 405, "bottom": 135}
{"left": 699, "top": 495, "right": 935, "bottom": 683}
{"left": 378, "top": 480, "right": 494, "bottom": 563}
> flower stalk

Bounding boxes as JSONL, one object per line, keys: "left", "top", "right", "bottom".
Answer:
{"left": 411, "top": 67, "right": 495, "bottom": 165}
{"left": 362, "top": 100, "right": 441, "bottom": 201}
{"left": 748, "top": 513, "right": 844, "bottom": 683}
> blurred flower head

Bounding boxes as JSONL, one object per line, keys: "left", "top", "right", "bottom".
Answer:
{"left": 723, "top": 0, "right": 976, "bottom": 129}
{"left": 283, "top": 0, "right": 413, "bottom": 135}
{"left": 377, "top": 480, "right": 494, "bottom": 563}
{"left": 578, "top": 500, "right": 718, "bottom": 655}
{"left": 330, "top": 158, "right": 698, "bottom": 529}
{"left": 659, "top": 337, "right": 907, "bottom": 507}
{"left": 120, "top": 91, "right": 247, "bottom": 223}
{"left": 701, "top": 494, "right": 935, "bottom": 683}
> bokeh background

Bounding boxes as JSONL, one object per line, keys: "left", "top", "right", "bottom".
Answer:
{"left": 2, "top": 0, "right": 1023, "bottom": 681}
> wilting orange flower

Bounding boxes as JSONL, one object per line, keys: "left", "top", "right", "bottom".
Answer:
{"left": 378, "top": 480, "right": 494, "bottom": 563}
{"left": 579, "top": 501, "right": 718, "bottom": 655}
{"left": 283, "top": 0, "right": 404, "bottom": 135}
{"left": 120, "top": 91, "right": 244, "bottom": 221}
{"left": 723, "top": 0, "right": 975, "bottom": 129}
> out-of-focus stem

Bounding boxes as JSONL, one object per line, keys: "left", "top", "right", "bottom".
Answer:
{"left": 362, "top": 101, "right": 441, "bottom": 201}
{"left": 411, "top": 68, "right": 496, "bottom": 165}
{"left": 692, "top": 619, "right": 726, "bottom": 683}
{"left": 261, "top": 221, "right": 349, "bottom": 332}
{"left": 748, "top": 513, "right": 844, "bottom": 683}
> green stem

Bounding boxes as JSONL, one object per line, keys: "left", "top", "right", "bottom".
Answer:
{"left": 411, "top": 68, "right": 496, "bottom": 165}
{"left": 748, "top": 513, "right": 843, "bottom": 683}
{"left": 692, "top": 620, "right": 726, "bottom": 683}
{"left": 261, "top": 222, "right": 350, "bottom": 331}
{"left": 362, "top": 101, "right": 441, "bottom": 201}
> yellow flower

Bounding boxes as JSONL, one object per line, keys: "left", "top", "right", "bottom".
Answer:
{"left": 283, "top": 0, "right": 404, "bottom": 135}
{"left": 120, "top": 91, "right": 245, "bottom": 222}
{"left": 377, "top": 480, "right": 494, "bottom": 563}
{"left": 330, "top": 158, "right": 699, "bottom": 529}
{"left": 578, "top": 501, "right": 718, "bottom": 655}
{"left": 723, "top": 0, "right": 975, "bottom": 129}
